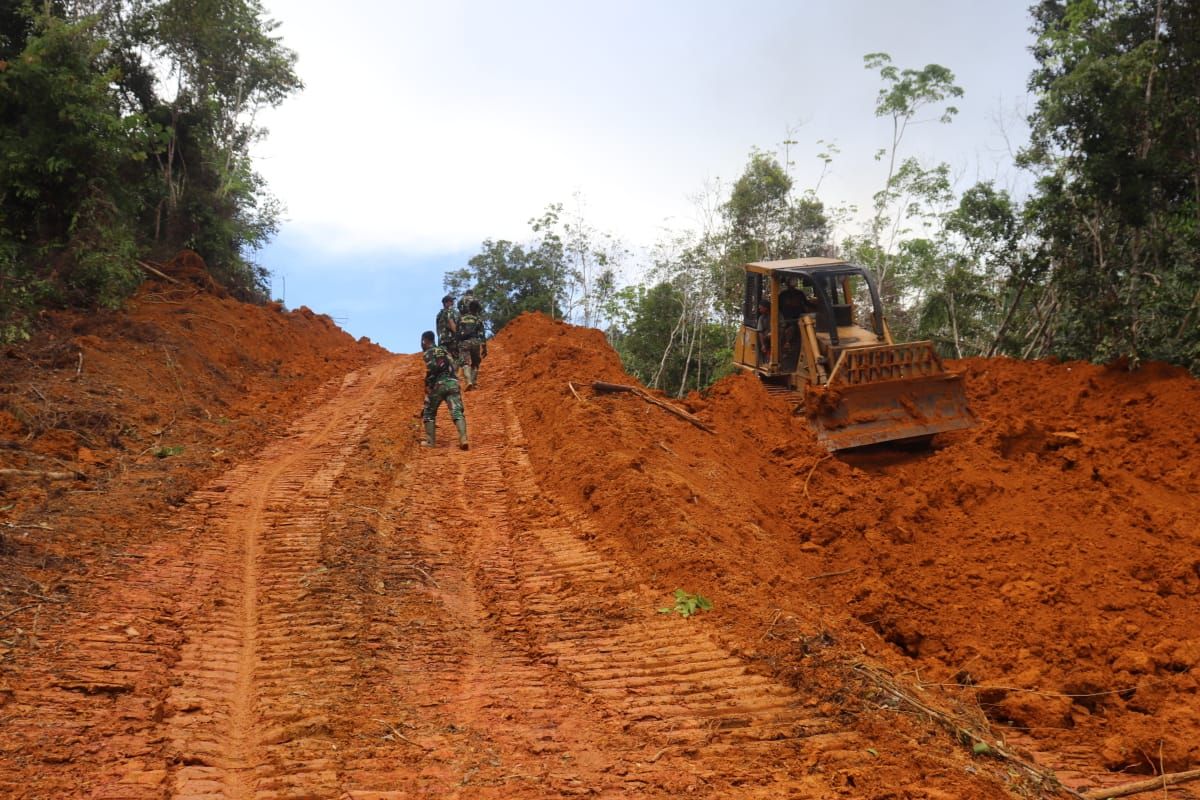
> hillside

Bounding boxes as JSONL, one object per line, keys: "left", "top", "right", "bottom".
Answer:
{"left": 0, "top": 290, "right": 1197, "bottom": 799}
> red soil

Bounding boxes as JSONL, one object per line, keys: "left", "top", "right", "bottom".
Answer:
{"left": 2, "top": 283, "right": 1197, "bottom": 798}
{"left": 1, "top": 250, "right": 385, "bottom": 610}
{"left": 495, "top": 312, "right": 1200, "bottom": 788}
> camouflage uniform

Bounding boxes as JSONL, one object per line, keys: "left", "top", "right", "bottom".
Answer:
{"left": 456, "top": 311, "right": 486, "bottom": 388}
{"left": 421, "top": 344, "right": 468, "bottom": 449}
{"left": 435, "top": 306, "right": 460, "bottom": 356}
{"left": 457, "top": 291, "right": 477, "bottom": 315}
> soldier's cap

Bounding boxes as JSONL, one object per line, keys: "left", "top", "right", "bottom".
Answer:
{"left": 442, "top": 294, "right": 454, "bottom": 304}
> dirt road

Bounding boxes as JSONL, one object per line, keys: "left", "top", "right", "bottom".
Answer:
{"left": 1, "top": 351, "right": 926, "bottom": 798}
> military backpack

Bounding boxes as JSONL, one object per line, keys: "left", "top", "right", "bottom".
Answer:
{"left": 458, "top": 314, "right": 484, "bottom": 341}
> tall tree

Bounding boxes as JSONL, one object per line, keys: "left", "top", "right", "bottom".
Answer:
{"left": 860, "top": 53, "right": 963, "bottom": 298}
{"left": 1022, "top": 0, "right": 1200, "bottom": 371}
{"left": 0, "top": 0, "right": 302, "bottom": 340}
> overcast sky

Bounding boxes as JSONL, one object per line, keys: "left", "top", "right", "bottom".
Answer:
{"left": 253, "top": 0, "right": 1039, "bottom": 352}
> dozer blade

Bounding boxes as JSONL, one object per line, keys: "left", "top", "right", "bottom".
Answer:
{"left": 806, "top": 373, "right": 974, "bottom": 450}
{"left": 805, "top": 341, "right": 974, "bottom": 450}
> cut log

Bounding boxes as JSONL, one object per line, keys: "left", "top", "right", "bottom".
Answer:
{"left": 1081, "top": 769, "right": 1200, "bottom": 799}
{"left": 136, "top": 260, "right": 186, "bottom": 286}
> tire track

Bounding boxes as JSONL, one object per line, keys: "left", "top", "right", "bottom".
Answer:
{"left": 157, "top": 361, "right": 400, "bottom": 799}
{"left": 328, "top": 354, "right": 852, "bottom": 797}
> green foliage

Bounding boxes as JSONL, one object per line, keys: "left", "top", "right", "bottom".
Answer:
{"left": 658, "top": 589, "right": 713, "bottom": 618}
{"left": 608, "top": 281, "right": 732, "bottom": 394}
{"left": 0, "top": 0, "right": 299, "bottom": 336}
{"left": 859, "top": 53, "right": 963, "bottom": 302}
{"left": 153, "top": 444, "right": 184, "bottom": 458}
{"left": 449, "top": 203, "right": 630, "bottom": 335}
{"left": 446, "top": 207, "right": 568, "bottom": 333}
{"left": 1022, "top": 0, "right": 1200, "bottom": 372}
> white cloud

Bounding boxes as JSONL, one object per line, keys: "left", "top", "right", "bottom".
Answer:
{"left": 254, "top": 0, "right": 1036, "bottom": 255}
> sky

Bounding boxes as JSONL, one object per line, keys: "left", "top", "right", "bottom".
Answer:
{"left": 253, "top": 0, "right": 1040, "bottom": 353}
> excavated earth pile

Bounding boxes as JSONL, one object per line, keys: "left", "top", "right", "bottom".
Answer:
{"left": 1, "top": 296, "right": 1196, "bottom": 799}
{"left": 496, "top": 313, "right": 1200, "bottom": 796}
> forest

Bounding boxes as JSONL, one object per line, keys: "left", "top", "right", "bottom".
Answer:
{"left": 445, "top": 0, "right": 1200, "bottom": 392}
{"left": 0, "top": 0, "right": 298, "bottom": 340}
{"left": 2, "top": 1, "right": 1198, "bottom": 389}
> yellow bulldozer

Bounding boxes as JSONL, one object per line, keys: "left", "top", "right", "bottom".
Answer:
{"left": 732, "top": 257, "right": 974, "bottom": 450}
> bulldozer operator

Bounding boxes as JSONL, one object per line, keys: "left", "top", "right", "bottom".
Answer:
{"left": 778, "top": 277, "right": 817, "bottom": 368}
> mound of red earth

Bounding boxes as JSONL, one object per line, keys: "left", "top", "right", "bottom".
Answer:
{"left": 0, "top": 251, "right": 385, "bottom": 623}
{"left": 3, "top": 287, "right": 1197, "bottom": 796}
{"left": 494, "top": 313, "right": 1200, "bottom": 786}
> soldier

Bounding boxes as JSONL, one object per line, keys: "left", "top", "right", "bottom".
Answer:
{"left": 435, "top": 295, "right": 459, "bottom": 356}
{"left": 457, "top": 288, "right": 477, "bottom": 315}
{"left": 456, "top": 300, "right": 487, "bottom": 389}
{"left": 420, "top": 330, "right": 468, "bottom": 450}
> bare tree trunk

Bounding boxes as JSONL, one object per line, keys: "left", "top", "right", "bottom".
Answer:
{"left": 651, "top": 299, "right": 687, "bottom": 390}
{"left": 986, "top": 279, "right": 1027, "bottom": 357}
{"left": 947, "top": 291, "right": 963, "bottom": 360}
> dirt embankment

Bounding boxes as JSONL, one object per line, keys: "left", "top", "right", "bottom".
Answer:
{"left": 494, "top": 313, "right": 1200, "bottom": 784}
{"left": 4, "top": 292, "right": 1197, "bottom": 797}
{"left": 0, "top": 251, "right": 386, "bottom": 625}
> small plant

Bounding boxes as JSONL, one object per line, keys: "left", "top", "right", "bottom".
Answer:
{"left": 658, "top": 589, "right": 713, "bottom": 618}
{"left": 153, "top": 444, "right": 185, "bottom": 458}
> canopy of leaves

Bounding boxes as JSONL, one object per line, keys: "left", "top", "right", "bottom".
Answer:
{"left": 1022, "top": 0, "right": 1200, "bottom": 371}
{"left": 0, "top": 0, "right": 301, "bottom": 340}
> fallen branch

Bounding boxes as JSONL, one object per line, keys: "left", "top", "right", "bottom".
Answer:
{"left": 806, "top": 568, "right": 855, "bottom": 581}
{"left": 136, "top": 260, "right": 186, "bottom": 286}
{"left": 374, "top": 718, "right": 428, "bottom": 750}
{"left": 347, "top": 503, "right": 391, "bottom": 519}
{"left": 803, "top": 454, "right": 833, "bottom": 499}
{"left": 854, "top": 662, "right": 1087, "bottom": 799}
{"left": 1081, "top": 769, "right": 1200, "bottom": 799}
{"left": 591, "top": 381, "right": 715, "bottom": 434}
{"left": 0, "top": 469, "right": 77, "bottom": 481}
{"left": 758, "top": 608, "right": 783, "bottom": 642}
{"left": 2, "top": 522, "right": 53, "bottom": 531}
{"left": 0, "top": 604, "right": 37, "bottom": 622}
{"left": 402, "top": 563, "right": 439, "bottom": 588}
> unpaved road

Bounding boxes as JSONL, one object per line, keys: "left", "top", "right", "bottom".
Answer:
{"left": 0, "top": 353, "right": 866, "bottom": 799}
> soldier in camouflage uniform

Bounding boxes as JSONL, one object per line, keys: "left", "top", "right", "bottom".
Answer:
{"left": 457, "top": 289, "right": 477, "bottom": 315}
{"left": 435, "top": 295, "right": 460, "bottom": 359}
{"left": 456, "top": 300, "right": 487, "bottom": 390}
{"left": 420, "top": 330, "right": 468, "bottom": 450}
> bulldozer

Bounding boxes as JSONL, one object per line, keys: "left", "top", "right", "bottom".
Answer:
{"left": 732, "top": 257, "right": 974, "bottom": 450}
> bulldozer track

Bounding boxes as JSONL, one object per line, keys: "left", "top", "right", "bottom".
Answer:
{"left": 1, "top": 353, "right": 847, "bottom": 798}
{"left": 3, "top": 345, "right": 1164, "bottom": 798}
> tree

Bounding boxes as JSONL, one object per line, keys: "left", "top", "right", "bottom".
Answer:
{"left": 860, "top": 53, "right": 963, "bottom": 298}
{"left": 0, "top": 11, "right": 150, "bottom": 335}
{"left": 0, "top": 0, "right": 302, "bottom": 340}
{"left": 135, "top": 0, "right": 301, "bottom": 295}
{"left": 1022, "top": 0, "right": 1200, "bottom": 371}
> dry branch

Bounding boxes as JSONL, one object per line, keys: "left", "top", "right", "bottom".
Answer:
{"left": 854, "top": 663, "right": 1088, "bottom": 799}
{"left": 136, "top": 260, "right": 186, "bottom": 286}
{"left": 0, "top": 469, "right": 77, "bottom": 480}
{"left": 1081, "top": 769, "right": 1200, "bottom": 799}
{"left": 803, "top": 454, "right": 832, "bottom": 499}
{"left": 806, "top": 568, "right": 855, "bottom": 581}
{"left": 591, "top": 381, "right": 715, "bottom": 433}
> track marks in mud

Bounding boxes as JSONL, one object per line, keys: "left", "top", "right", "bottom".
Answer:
{"left": 4, "top": 354, "right": 853, "bottom": 799}
{"left": 497, "top": 399, "right": 839, "bottom": 755}
{"left": 161, "top": 366, "right": 394, "bottom": 799}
